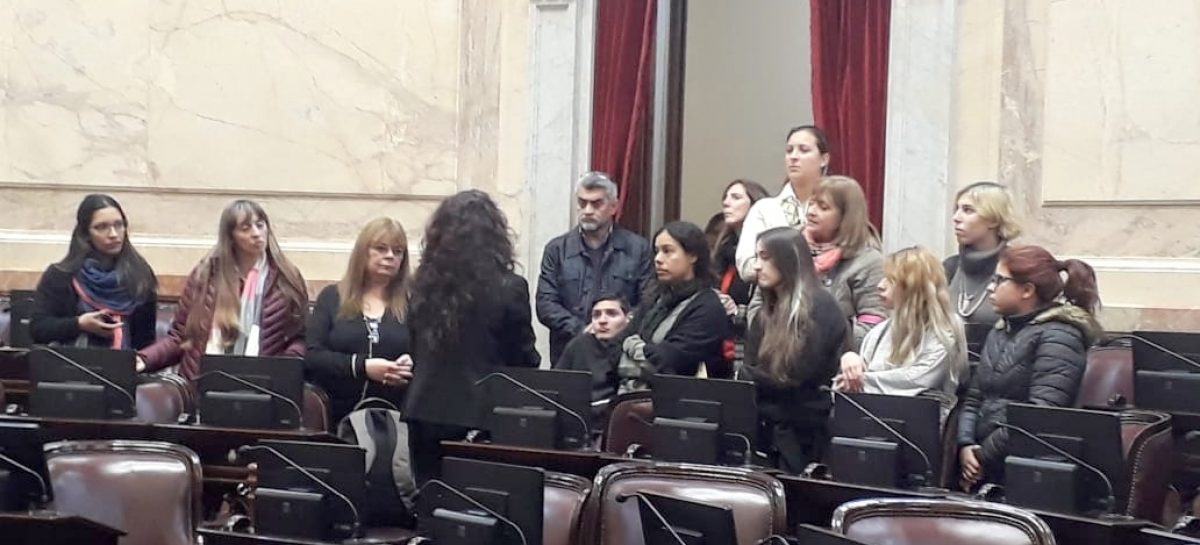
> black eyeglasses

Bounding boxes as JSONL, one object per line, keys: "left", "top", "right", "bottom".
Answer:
{"left": 990, "top": 273, "right": 1016, "bottom": 286}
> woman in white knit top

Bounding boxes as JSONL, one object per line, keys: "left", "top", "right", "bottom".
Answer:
{"left": 834, "top": 246, "right": 967, "bottom": 418}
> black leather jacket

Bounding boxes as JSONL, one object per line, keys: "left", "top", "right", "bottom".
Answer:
{"left": 536, "top": 227, "right": 652, "bottom": 363}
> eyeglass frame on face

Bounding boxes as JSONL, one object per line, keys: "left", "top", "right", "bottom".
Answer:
{"left": 988, "top": 273, "right": 1018, "bottom": 291}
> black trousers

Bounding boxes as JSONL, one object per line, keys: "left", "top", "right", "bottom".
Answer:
{"left": 766, "top": 421, "right": 829, "bottom": 474}
{"left": 407, "top": 420, "right": 471, "bottom": 487}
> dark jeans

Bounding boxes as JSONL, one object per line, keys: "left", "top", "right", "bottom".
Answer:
{"left": 407, "top": 420, "right": 472, "bottom": 487}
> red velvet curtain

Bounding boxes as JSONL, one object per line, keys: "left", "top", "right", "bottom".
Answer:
{"left": 592, "top": 0, "right": 657, "bottom": 234}
{"left": 810, "top": 0, "right": 891, "bottom": 230}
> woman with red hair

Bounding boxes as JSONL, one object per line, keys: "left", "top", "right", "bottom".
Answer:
{"left": 956, "top": 245, "right": 1102, "bottom": 491}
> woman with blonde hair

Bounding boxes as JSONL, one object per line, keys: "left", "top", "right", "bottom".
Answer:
{"left": 138, "top": 200, "right": 308, "bottom": 379}
{"left": 835, "top": 246, "right": 967, "bottom": 417}
{"left": 306, "top": 218, "right": 414, "bottom": 423}
{"left": 945, "top": 182, "right": 1022, "bottom": 353}
{"left": 805, "top": 175, "right": 886, "bottom": 349}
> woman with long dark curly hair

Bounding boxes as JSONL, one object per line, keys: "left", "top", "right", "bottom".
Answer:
{"left": 404, "top": 190, "right": 540, "bottom": 484}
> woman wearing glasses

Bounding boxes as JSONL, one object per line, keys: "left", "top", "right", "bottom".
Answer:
{"left": 31, "top": 194, "right": 159, "bottom": 349}
{"left": 305, "top": 218, "right": 414, "bottom": 423}
{"left": 956, "top": 245, "right": 1101, "bottom": 491}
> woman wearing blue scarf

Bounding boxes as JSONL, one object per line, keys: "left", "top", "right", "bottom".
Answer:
{"left": 30, "top": 194, "right": 159, "bottom": 349}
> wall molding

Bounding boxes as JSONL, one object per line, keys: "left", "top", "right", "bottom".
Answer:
{"left": 0, "top": 229, "right": 356, "bottom": 253}
{"left": 1071, "top": 256, "right": 1200, "bottom": 274}
{"left": 0, "top": 180, "right": 448, "bottom": 202}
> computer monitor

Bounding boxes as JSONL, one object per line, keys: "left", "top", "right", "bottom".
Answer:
{"left": 792, "top": 524, "right": 869, "bottom": 544}
{"left": 1004, "top": 403, "right": 1127, "bottom": 515}
{"left": 28, "top": 345, "right": 137, "bottom": 420}
{"left": 6, "top": 290, "right": 35, "bottom": 348}
{"left": 1131, "top": 331, "right": 1200, "bottom": 372}
{"left": 480, "top": 368, "right": 592, "bottom": 450}
{"left": 1131, "top": 331, "right": 1200, "bottom": 414}
{"left": 250, "top": 439, "right": 367, "bottom": 540}
{"left": 417, "top": 457, "right": 544, "bottom": 545}
{"left": 0, "top": 422, "right": 52, "bottom": 511}
{"left": 196, "top": 354, "right": 305, "bottom": 430}
{"left": 828, "top": 392, "right": 942, "bottom": 490}
{"left": 623, "top": 491, "right": 737, "bottom": 545}
{"left": 649, "top": 374, "right": 758, "bottom": 466}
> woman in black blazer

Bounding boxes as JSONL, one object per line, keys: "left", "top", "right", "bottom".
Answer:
{"left": 404, "top": 190, "right": 541, "bottom": 484}
{"left": 305, "top": 217, "right": 414, "bottom": 423}
{"left": 31, "top": 194, "right": 158, "bottom": 349}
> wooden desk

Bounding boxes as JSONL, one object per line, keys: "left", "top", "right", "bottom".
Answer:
{"left": 1139, "top": 527, "right": 1200, "bottom": 545}
{"left": 0, "top": 510, "right": 124, "bottom": 545}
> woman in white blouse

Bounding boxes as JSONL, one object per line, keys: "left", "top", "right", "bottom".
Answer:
{"left": 834, "top": 246, "right": 966, "bottom": 418}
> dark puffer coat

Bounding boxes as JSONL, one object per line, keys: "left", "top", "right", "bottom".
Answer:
{"left": 956, "top": 303, "right": 1102, "bottom": 474}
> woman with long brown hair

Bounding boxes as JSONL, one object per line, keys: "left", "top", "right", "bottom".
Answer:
{"left": 138, "top": 200, "right": 308, "bottom": 378}
{"left": 957, "top": 245, "right": 1101, "bottom": 491}
{"left": 742, "top": 227, "right": 846, "bottom": 472}
{"left": 805, "top": 175, "right": 886, "bottom": 349}
{"left": 306, "top": 217, "right": 414, "bottom": 423}
{"left": 710, "top": 179, "right": 769, "bottom": 377}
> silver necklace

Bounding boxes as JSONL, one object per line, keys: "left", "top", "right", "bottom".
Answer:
{"left": 956, "top": 288, "right": 989, "bottom": 317}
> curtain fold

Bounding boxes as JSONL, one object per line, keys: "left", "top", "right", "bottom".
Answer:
{"left": 592, "top": 0, "right": 657, "bottom": 234}
{"left": 811, "top": 0, "right": 891, "bottom": 231}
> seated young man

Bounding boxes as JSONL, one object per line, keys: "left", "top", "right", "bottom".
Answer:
{"left": 553, "top": 294, "right": 630, "bottom": 418}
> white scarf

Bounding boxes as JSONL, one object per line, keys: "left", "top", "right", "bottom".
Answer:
{"left": 206, "top": 253, "right": 269, "bottom": 356}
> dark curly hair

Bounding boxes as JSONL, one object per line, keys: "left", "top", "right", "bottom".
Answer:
{"left": 409, "top": 190, "right": 516, "bottom": 354}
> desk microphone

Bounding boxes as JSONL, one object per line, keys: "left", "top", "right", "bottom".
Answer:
{"left": 994, "top": 422, "right": 1122, "bottom": 518}
{"left": 824, "top": 387, "right": 936, "bottom": 489}
{"left": 474, "top": 372, "right": 592, "bottom": 450}
{"left": 615, "top": 493, "right": 687, "bottom": 545}
{"left": 237, "top": 445, "right": 363, "bottom": 538}
{"left": 195, "top": 370, "right": 303, "bottom": 428}
{"left": 418, "top": 479, "right": 528, "bottom": 545}
{"left": 1112, "top": 334, "right": 1200, "bottom": 371}
{"left": 0, "top": 451, "right": 49, "bottom": 507}
{"left": 37, "top": 346, "right": 137, "bottom": 408}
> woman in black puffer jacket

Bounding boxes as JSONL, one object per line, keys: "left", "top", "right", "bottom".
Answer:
{"left": 957, "top": 245, "right": 1102, "bottom": 491}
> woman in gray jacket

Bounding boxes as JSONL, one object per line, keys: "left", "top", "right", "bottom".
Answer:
{"left": 835, "top": 246, "right": 966, "bottom": 420}
{"left": 804, "top": 176, "right": 887, "bottom": 349}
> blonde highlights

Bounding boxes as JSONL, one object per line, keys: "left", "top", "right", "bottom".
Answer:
{"left": 811, "top": 176, "right": 880, "bottom": 256}
{"left": 337, "top": 217, "right": 411, "bottom": 320}
{"left": 883, "top": 247, "right": 966, "bottom": 373}
{"left": 955, "top": 182, "right": 1022, "bottom": 241}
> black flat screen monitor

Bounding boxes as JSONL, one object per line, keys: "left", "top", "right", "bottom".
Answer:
{"left": 1004, "top": 403, "right": 1126, "bottom": 516}
{"left": 0, "top": 421, "right": 52, "bottom": 510}
{"left": 481, "top": 367, "right": 592, "bottom": 450}
{"left": 29, "top": 345, "right": 136, "bottom": 420}
{"left": 649, "top": 374, "right": 758, "bottom": 466}
{"left": 197, "top": 355, "right": 304, "bottom": 430}
{"left": 627, "top": 491, "right": 737, "bottom": 545}
{"left": 6, "top": 290, "right": 35, "bottom": 348}
{"left": 1131, "top": 331, "right": 1200, "bottom": 372}
{"left": 1131, "top": 331, "right": 1200, "bottom": 414}
{"left": 417, "top": 456, "right": 544, "bottom": 545}
{"left": 252, "top": 439, "right": 366, "bottom": 540}
{"left": 793, "top": 524, "right": 869, "bottom": 544}
{"left": 828, "top": 392, "right": 942, "bottom": 490}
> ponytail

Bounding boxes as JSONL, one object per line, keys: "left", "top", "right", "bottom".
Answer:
{"left": 1058, "top": 259, "right": 1100, "bottom": 315}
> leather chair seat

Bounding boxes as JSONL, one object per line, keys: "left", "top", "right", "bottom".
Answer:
{"left": 544, "top": 472, "right": 590, "bottom": 545}
{"left": 1076, "top": 346, "right": 1134, "bottom": 409}
{"left": 602, "top": 392, "right": 653, "bottom": 457}
{"left": 833, "top": 498, "right": 1055, "bottom": 545}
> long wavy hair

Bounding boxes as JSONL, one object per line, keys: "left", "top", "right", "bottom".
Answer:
{"left": 883, "top": 247, "right": 966, "bottom": 374}
{"left": 183, "top": 200, "right": 308, "bottom": 349}
{"left": 56, "top": 194, "right": 157, "bottom": 302}
{"left": 409, "top": 190, "right": 516, "bottom": 355}
{"left": 337, "top": 217, "right": 411, "bottom": 320}
{"left": 756, "top": 227, "right": 822, "bottom": 381}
